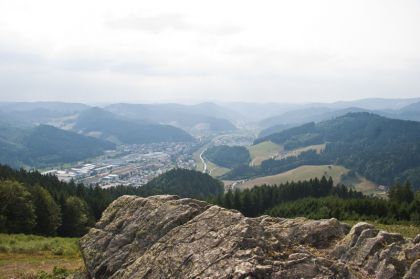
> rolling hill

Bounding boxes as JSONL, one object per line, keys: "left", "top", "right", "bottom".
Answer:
{"left": 0, "top": 102, "right": 89, "bottom": 125}
{"left": 258, "top": 123, "right": 297, "bottom": 138}
{"left": 105, "top": 103, "right": 237, "bottom": 133}
{"left": 231, "top": 113, "right": 420, "bottom": 189}
{"left": 383, "top": 101, "right": 420, "bottom": 122}
{"left": 258, "top": 99, "right": 420, "bottom": 138}
{"left": 73, "top": 107, "right": 195, "bottom": 144}
{"left": 140, "top": 168, "right": 224, "bottom": 199}
{"left": 258, "top": 107, "right": 368, "bottom": 129}
{"left": 0, "top": 123, "right": 115, "bottom": 168}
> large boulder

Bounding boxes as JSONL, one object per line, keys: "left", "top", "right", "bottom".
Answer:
{"left": 80, "top": 195, "right": 420, "bottom": 279}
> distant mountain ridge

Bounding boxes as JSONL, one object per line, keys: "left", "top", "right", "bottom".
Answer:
{"left": 105, "top": 103, "right": 237, "bottom": 133}
{"left": 73, "top": 107, "right": 194, "bottom": 144}
{"left": 329, "top": 97, "right": 420, "bottom": 110}
{"left": 0, "top": 101, "right": 238, "bottom": 134}
{"left": 258, "top": 100, "right": 420, "bottom": 137}
{"left": 2, "top": 98, "right": 420, "bottom": 132}
{"left": 0, "top": 101, "right": 89, "bottom": 113}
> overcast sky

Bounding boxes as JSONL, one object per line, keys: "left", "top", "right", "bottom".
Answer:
{"left": 0, "top": 0, "right": 419, "bottom": 104}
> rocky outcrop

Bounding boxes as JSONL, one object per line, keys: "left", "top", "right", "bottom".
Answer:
{"left": 80, "top": 195, "right": 420, "bottom": 279}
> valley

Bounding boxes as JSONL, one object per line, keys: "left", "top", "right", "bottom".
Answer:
{"left": 4, "top": 101, "right": 420, "bottom": 193}
{"left": 2, "top": 100, "right": 420, "bottom": 278}
{"left": 2, "top": 3, "right": 420, "bottom": 276}
{"left": 42, "top": 141, "right": 198, "bottom": 188}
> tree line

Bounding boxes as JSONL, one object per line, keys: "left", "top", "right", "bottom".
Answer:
{"left": 209, "top": 176, "right": 361, "bottom": 217}
{"left": 2, "top": 161, "right": 419, "bottom": 238}
{"left": 0, "top": 165, "right": 222, "bottom": 237}
{"left": 210, "top": 178, "right": 420, "bottom": 225}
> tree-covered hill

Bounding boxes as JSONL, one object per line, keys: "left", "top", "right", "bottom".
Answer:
{"left": 234, "top": 113, "right": 420, "bottom": 188}
{"left": 74, "top": 107, "right": 195, "bottom": 144}
{"left": 203, "top": 145, "right": 251, "bottom": 168}
{"left": 141, "top": 168, "right": 224, "bottom": 199}
{"left": 0, "top": 123, "right": 115, "bottom": 168}
{"left": 258, "top": 123, "right": 296, "bottom": 138}
{"left": 105, "top": 103, "right": 237, "bottom": 133}
{"left": 258, "top": 107, "right": 368, "bottom": 130}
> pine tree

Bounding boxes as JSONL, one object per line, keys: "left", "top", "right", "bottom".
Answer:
{"left": 31, "top": 185, "right": 62, "bottom": 236}
{"left": 224, "top": 189, "right": 234, "bottom": 209}
{"left": 233, "top": 189, "right": 242, "bottom": 210}
{"left": 58, "top": 196, "right": 93, "bottom": 237}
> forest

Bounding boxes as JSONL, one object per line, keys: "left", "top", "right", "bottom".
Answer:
{"left": 2, "top": 162, "right": 419, "bottom": 239}
{"left": 0, "top": 165, "right": 222, "bottom": 237}
{"left": 226, "top": 113, "right": 420, "bottom": 189}
{"left": 203, "top": 145, "right": 251, "bottom": 168}
{"left": 211, "top": 179, "right": 420, "bottom": 224}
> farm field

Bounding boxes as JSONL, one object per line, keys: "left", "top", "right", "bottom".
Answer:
{"left": 342, "top": 173, "right": 386, "bottom": 198}
{"left": 0, "top": 234, "right": 83, "bottom": 279}
{"left": 248, "top": 141, "right": 326, "bottom": 166}
{"left": 206, "top": 160, "right": 231, "bottom": 177}
{"left": 225, "top": 165, "right": 385, "bottom": 196}
{"left": 277, "top": 143, "right": 326, "bottom": 160}
{"left": 248, "top": 141, "right": 283, "bottom": 166}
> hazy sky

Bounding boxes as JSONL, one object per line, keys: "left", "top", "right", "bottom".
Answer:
{"left": 0, "top": 0, "right": 419, "bottom": 103}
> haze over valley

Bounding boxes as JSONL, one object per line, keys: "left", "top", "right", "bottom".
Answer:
{"left": 1, "top": 98, "right": 420, "bottom": 195}
{"left": 1, "top": 1, "right": 420, "bottom": 278}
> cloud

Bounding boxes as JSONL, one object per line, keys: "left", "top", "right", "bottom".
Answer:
{"left": 109, "top": 13, "right": 191, "bottom": 33}
{"left": 109, "top": 62, "right": 213, "bottom": 77}
{"left": 0, "top": 0, "right": 419, "bottom": 103}
{"left": 0, "top": 49, "right": 44, "bottom": 65}
{"left": 108, "top": 13, "right": 243, "bottom": 35}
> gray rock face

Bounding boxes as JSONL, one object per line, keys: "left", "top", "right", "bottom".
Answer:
{"left": 80, "top": 195, "right": 420, "bottom": 279}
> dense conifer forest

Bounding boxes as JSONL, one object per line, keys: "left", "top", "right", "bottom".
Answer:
{"left": 0, "top": 165, "right": 222, "bottom": 236}
{"left": 211, "top": 179, "right": 420, "bottom": 224}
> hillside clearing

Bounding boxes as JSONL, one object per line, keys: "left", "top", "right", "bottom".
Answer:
{"left": 248, "top": 141, "right": 326, "bottom": 167}
{"left": 206, "top": 160, "right": 231, "bottom": 177}
{"left": 248, "top": 141, "right": 283, "bottom": 166}
{"left": 277, "top": 143, "right": 326, "bottom": 160}
{"left": 225, "top": 165, "right": 385, "bottom": 196}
